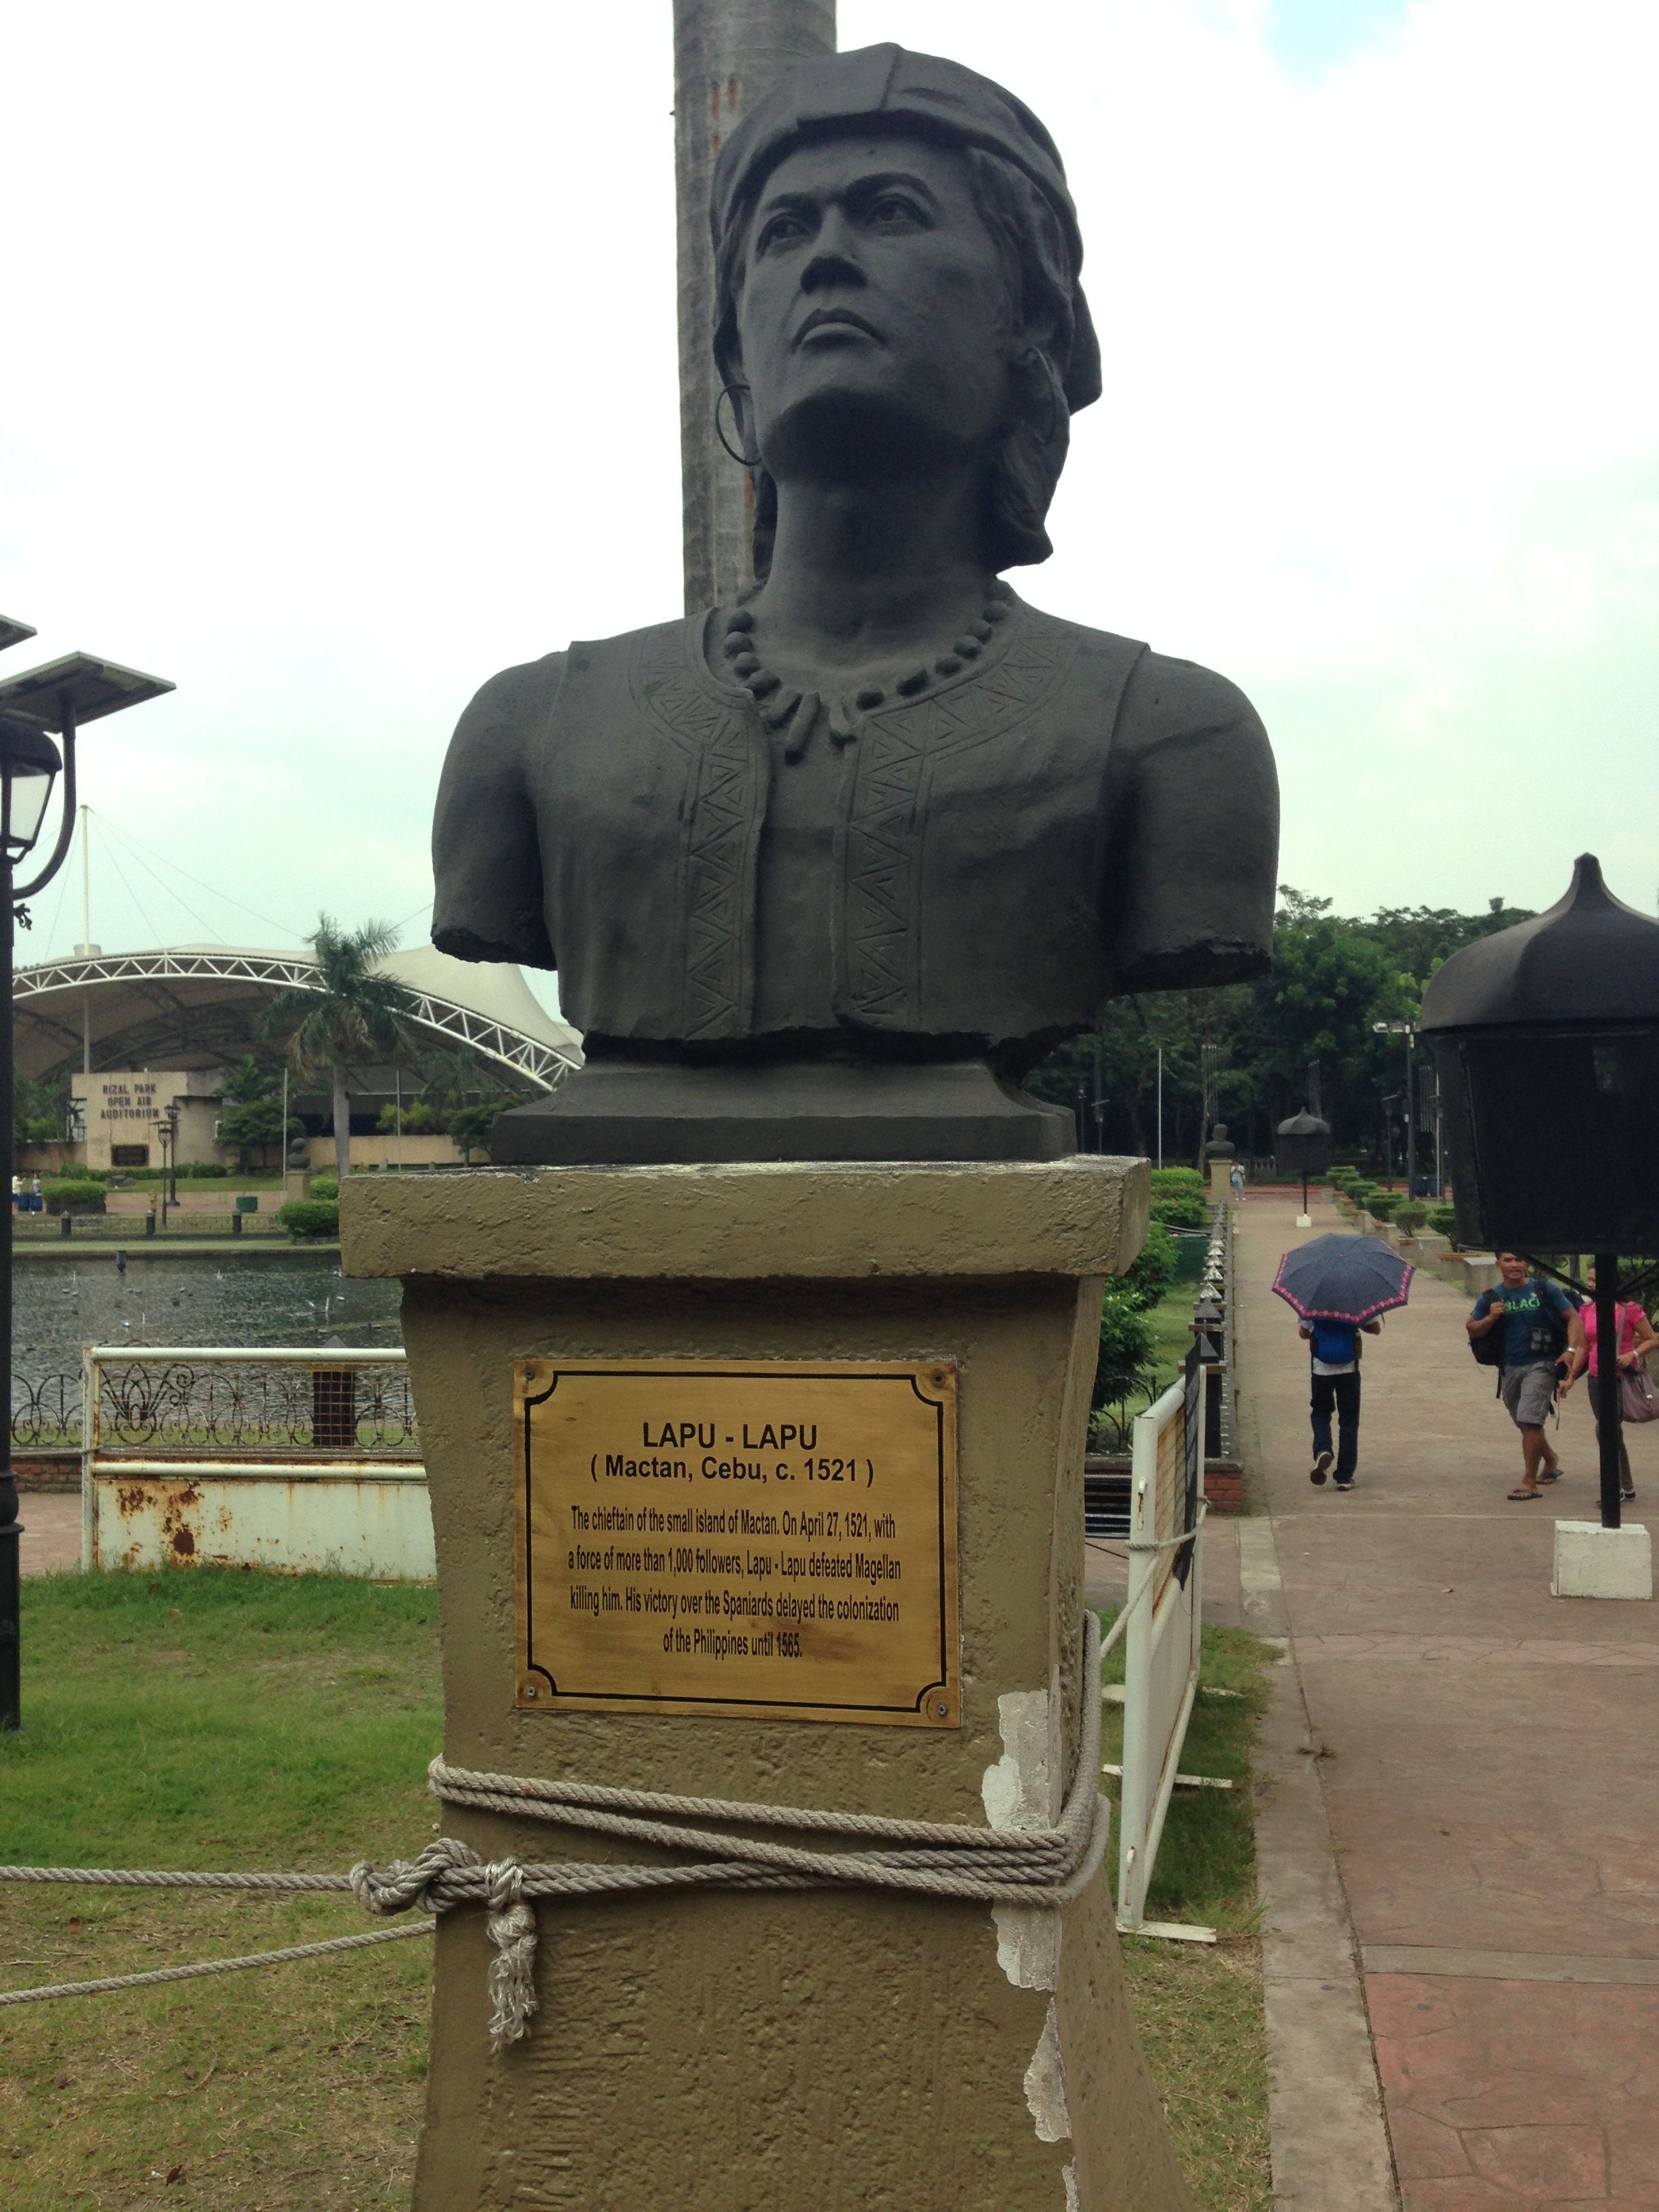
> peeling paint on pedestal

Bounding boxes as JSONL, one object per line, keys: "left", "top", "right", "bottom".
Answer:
{"left": 1024, "top": 1996, "right": 1073, "bottom": 2142}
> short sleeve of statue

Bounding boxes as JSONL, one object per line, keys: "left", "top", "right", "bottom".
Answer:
{"left": 431, "top": 654, "right": 564, "bottom": 971}
{"left": 1103, "top": 651, "right": 1279, "bottom": 994}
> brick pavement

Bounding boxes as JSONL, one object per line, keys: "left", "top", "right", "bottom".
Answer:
{"left": 1237, "top": 1189, "right": 1659, "bottom": 2210}
{"left": 16, "top": 1490, "right": 81, "bottom": 1574}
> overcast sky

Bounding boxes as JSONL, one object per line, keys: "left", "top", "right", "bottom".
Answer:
{"left": 3, "top": 0, "right": 1655, "bottom": 995}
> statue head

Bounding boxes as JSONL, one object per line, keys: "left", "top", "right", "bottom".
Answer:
{"left": 711, "top": 45, "right": 1101, "bottom": 577}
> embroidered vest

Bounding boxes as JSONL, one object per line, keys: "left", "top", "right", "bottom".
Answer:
{"left": 523, "top": 600, "right": 1146, "bottom": 1054}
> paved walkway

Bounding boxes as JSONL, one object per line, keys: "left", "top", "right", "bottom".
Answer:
{"left": 17, "top": 1492, "right": 80, "bottom": 1574}
{"left": 1237, "top": 1189, "right": 1659, "bottom": 2211}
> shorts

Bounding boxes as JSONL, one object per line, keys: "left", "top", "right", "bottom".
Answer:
{"left": 1500, "top": 1364, "right": 1558, "bottom": 1428}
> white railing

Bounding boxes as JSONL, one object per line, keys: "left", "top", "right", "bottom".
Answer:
{"left": 81, "top": 1345, "right": 433, "bottom": 1580}
{"left": 1108, "top": 1352, "right": 1207, "bottom": 1940}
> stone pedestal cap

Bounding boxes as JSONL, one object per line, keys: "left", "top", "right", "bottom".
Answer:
{"left": 341, "top": 1156, "right": 1148, "bottom": 1283}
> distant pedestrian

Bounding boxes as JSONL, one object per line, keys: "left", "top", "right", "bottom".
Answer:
{"left": 1559, "top": 1268, "right": 1657, "bottom": 1504}
{"left": 1467, "top": 1254, "right": 1581, "bottom": 1500}
{"left": 30, "top": 1173, "right": 41, "bottom": 1200}
{"left": 1301, "top": 1312, "right": 1382, "bottom": 1491}
{"left": 1229, "top": 1161, "right": 1245, "bottom": 1200}
{"left": 9, "top": 1174, "right": 18, "bottom": 1213}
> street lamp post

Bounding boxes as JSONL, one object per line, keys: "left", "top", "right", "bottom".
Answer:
{"left": 155, "top": 1112, "right": 171, "bottom": 1225}
{"left": 0, "top": 626, "right": 173, "bottom": 1729}
{"left": 1374, "top": 1021, "right": 1417, "bottom": 1196}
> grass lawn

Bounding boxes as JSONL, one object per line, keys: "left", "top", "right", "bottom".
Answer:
{"left": 1097, "top": 1610, "right": 1277, "bottom": 2212}
{"left": 4, "top": 1568, "right": 1273, "bottom": 2211}
{"left": 1147, "top": 1279, "right": 1200, "bottom": 1390}
{"left": 0, "top": 1570, "right": 442, "bottom": 2210}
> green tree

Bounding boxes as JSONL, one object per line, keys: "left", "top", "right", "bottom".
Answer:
{"left": 416, "top": 1044, "right": 520, "bottom": 1164}
{"left": 14, "top": 1075, "right": 68, "bottom": 1150}
{"left": 1366, "top": 897, "right": 1535, "bottom": 988}
{"left": 1023, "top": 886, "right": 1536, "bottom": 1166}
{"left": 260, "top": 917, "right": 417, "bottom": 1181}
{"left": 216, "top": 1056, "right": 292, "bottom": 1172}
{"left": 446, "top": 1097, "right": 512, "bottom": 1164}
{"left": 1238, "top": 888, "right": 1415, "bottom": 1143}
{"left": 1094, "top": 1289, "right": 1155, "bottom": 1409}
{"left": 377, "top": 1099, "right": 435, "bottom": 1134}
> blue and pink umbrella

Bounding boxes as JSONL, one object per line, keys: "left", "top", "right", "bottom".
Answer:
{"left": 1272, "top": 1233, "right": 1414, "bottom": 1324}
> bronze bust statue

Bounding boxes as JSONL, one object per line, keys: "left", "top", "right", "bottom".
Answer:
{"left": 432, "top": 44, "right": 1278, "bottom": 1162}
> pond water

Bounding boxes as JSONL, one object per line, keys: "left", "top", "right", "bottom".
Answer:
{"left": 14, "top": 1254, "right": 403, "bottom": 1386}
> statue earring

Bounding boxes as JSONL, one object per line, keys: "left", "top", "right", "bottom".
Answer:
{"left": 715, "top": 382, "right": 762, "bottom": 468}
{"left": 1016, "top": 348, "right": 1061, "bottom": 449}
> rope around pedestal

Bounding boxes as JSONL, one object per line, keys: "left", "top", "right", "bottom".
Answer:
{"left": 1, "top": 1616, "right": 1107, "bottom": 2052}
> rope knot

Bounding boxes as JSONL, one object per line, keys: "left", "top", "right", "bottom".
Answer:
{"left": 350, "top": 1835, "right": 481, "bottom": 1921}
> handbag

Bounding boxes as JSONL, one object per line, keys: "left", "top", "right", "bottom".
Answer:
{"left": 1619, "top": 1361, "right": 1659, "bottom": 1424}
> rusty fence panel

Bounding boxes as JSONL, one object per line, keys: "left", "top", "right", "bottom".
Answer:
{"left": 81, "top": 1347, "right": 432, "bottom": 1580}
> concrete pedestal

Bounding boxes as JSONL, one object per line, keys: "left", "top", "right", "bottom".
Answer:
{"left": 344, "top": 1160, "right": 1192, "bottom": 2212}
{"left": 1552, "top": 1519, "right": 1653, "bottom": 1601}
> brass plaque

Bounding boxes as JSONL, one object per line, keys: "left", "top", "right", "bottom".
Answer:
{"left": 514, "top": 1359, "right": 959, "bottom": 1727}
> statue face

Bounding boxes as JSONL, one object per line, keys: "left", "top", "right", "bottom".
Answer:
{"left": 734, "top": 129, "right": 1016, "bottom": 481}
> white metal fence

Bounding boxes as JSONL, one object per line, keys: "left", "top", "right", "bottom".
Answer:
{"left": 1108, "top": 1349, "right": 1206, "bottom": 1938}
{"left": 80, "top": 1345, "right": 434, "bottom": 1579}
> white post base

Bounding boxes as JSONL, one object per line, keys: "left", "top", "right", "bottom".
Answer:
{"left": 1120, "top": 1919, "right": 1217, "bottom": 1945}
{"left": 1295, "top": 1212, "right": 1312, "bottom": 1228}
{"left": 1552, "top": 1519, "right": 1652, "bottom": 1601}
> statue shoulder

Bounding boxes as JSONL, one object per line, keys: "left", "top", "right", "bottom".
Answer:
{"left": 453, "top": 648, "right": 572, "bottom": 754}
{"left": 1113, "top": 646, "right": 1269, "bottom": 760}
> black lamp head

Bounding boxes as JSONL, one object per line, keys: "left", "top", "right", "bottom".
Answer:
{"left": 1274, "top": 1107, "right": 1333, "bottom": 1181}
{"left": 1420, "top": 855, "right": 1659, "bottom": 1253}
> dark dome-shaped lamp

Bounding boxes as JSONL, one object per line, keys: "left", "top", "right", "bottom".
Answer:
{"left": 1420, "top": 854, "right": 1659, "bottom": 1530}
{"left": 1275, "top": 1107, "right": 1332, "bottom": 1224}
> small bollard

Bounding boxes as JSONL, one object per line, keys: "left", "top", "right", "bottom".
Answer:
{"left": 144, "top": 1210, "right": 156, "bottom": 1238}
{"left": 230, "top": 1210, "right": 243, "bottom": 1237}
{"left": 59, "top": 1210, "right": 73, "bottom": 1240}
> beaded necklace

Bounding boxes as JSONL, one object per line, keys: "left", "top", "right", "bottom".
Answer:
{"left": 717, "top": 582, "right": 1014, "bottom": 763}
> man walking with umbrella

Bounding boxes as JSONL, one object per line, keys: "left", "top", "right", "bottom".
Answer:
{"left": 1301, "top": 1311, "right": 1382, "bottom": 1488}
{"left": 1274, "top": 1233, "right": 1415, "bottom": 1493}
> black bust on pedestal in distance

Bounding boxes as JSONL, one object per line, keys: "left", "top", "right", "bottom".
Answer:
{"left": 431, "top": 45, "right": 1280, "bottom": 1163}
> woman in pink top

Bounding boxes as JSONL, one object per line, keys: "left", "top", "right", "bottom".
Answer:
{"left": 1559, "top": 1268, "right": 1658, "bottom": 1501}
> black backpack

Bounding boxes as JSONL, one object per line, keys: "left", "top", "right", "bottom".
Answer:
{"left": 1471, "top": 1279, "right": 1568, "bottom": 1369}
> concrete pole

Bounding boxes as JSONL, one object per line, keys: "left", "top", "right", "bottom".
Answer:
{"left": 674, "top": 0, "right": 834, "bottom": 614}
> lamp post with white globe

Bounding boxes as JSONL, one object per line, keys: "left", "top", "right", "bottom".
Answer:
{"left": 0, "top": 626, "right": 174, "bottom": 1728}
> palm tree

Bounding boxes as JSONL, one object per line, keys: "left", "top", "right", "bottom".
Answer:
{"left": 261, "top": 917, "right": 417, "bottom": 1180}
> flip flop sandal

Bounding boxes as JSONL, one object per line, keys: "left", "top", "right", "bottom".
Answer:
{"left": 1507, "top": 1486, "right": 1544, "bottom": 1501}
{"left": 1538, "top": 1468, "right": 1563, "bottom": 1483}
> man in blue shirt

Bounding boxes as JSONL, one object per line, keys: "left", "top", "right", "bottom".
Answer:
{"left": 1468, "top": 1253, "right": 1582, "bottom": 1500}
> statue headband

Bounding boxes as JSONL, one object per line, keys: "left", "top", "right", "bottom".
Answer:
{"left": 710, "top": 43, "right": 1101, "bottom": 413}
